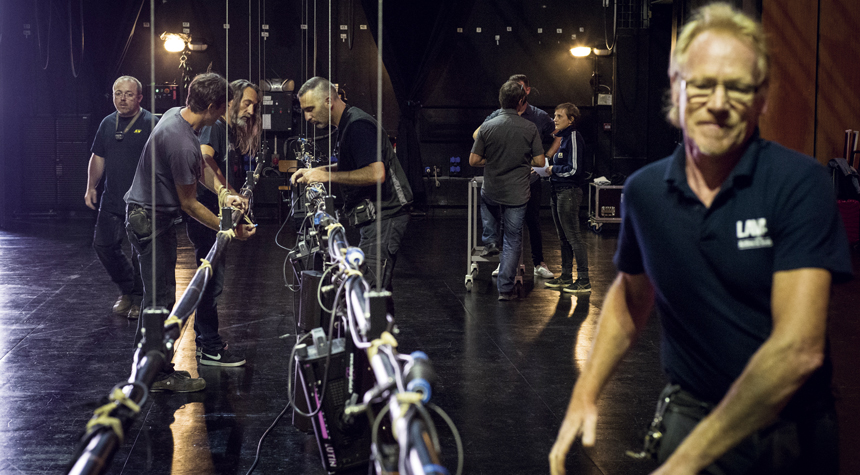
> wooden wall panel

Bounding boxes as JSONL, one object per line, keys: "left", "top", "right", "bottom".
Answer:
{"left": 816, "top": 0, "right": 860, "bottom": 163}
{"left": 759, "top": 0, "right": 818, "bottom": 157}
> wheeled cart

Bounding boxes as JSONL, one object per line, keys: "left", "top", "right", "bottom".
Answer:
{"left": 587, "top": 183, "right": 623, "bottom": 233}
{"left": 465, "top": 177, "right": 524, "bottom": 291}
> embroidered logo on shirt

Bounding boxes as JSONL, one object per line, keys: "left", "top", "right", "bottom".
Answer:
{"left": 134, "top": 129, "right": 142, "bottom": 133}
{"left": 736, "top": 218, "right": 773, "bottom": 249}
{"left": 557, "top": 153, "right": 563, "bottom": 158}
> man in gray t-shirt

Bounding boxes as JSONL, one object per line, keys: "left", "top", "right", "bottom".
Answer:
{"left": 470, "top": 80, "right": 545, "bottom": 300}
{"left": 124, "top": 73, "right": 255, "bottom": 393}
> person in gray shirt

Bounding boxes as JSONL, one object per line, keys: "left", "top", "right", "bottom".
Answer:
{"left": 470, "top": 81, "right": 545, "bottom": 301}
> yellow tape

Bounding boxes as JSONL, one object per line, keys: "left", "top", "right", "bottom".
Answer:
{"left": 164, "top": 315, "right": 182, "bottom": 327}
{"left": 367, "top": 331, "right": 398, "bottom": 361}
{"left": 86, "top": 388, "right": 141, "bottom": 441}
{"left": 217, "top": 229, "right": 236, "bottom": 239}
{"left": 198, "top": 258, "right": 213, "bottom": 273}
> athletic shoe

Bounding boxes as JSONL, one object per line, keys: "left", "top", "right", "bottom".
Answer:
{"left": 151, "top": 371, "right": 206, "bottom": 392}
{"left": 534, "top": 263, "right": 555, "bottom": 279}
{"left": 112, "top": 295, "right": 132, "bottom": 315}
{"left": 498, "top": 292, "right": 517, "bottom": 301}
{"left": 199, "top": 346, "right": 246, "bottom": 367}
{"left": 491, "top": 264, "right": 500, "bottom": 276}
{"left": 544, "top": 276, "right": 573, "bottom": 289}
{"left": 480, "top": 243, "right": 500, "bottom": 257}
{"left": 563, "top": 279, "right": 592, "bottom": 293}
{"left": 127, "top": 304, "right": 141, "bottom": 320}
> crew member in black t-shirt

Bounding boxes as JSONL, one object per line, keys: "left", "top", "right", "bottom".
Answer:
{"left": 291, "top": 77, "right": 413, "bottom": 303}
{"left": 192, "top": 79, "right": 261, "bottom": 367}
{"left": 85, "top": 76, "right": 158, "bottom": 319}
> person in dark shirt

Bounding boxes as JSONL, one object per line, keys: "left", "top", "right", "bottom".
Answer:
{"left": 85, "top": 76, "right": 158, "bottom": 319}
{"left": 550, "top": 4, "right": 852, "bottom": 474}
{"left": 469, "top": 80, "right": 545, "bottom": 301}
{"left": 291, "top": 77, "right": 413, "bottom": 305}
{"left": 473, "top": 74, "right": 559, "bottom": 279}
{"left": 193, "top": 79, "right": 261, "bottom": 367}
{"left": 544, "top": 103, "right": 589, "bottom": 293}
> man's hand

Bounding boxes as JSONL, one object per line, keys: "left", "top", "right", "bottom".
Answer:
{"left": 291, "top": 167, "right": 330, "bottom": 185}
{"left": 546, "top": 166, "right": 554, "bottom": 176}
{"left": 234, "top": 224, "right": 257, "bottom": 241}
{"left": 84, "top": 188, "right": 98, "bottom": 210}
{"left": 549, "top": 390, "right": 599, "bottom": 475}
{"left": 224, "top": 193, "right": 249, "bottom": 211}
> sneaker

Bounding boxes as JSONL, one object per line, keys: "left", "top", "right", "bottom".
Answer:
{"left": 151, "top": 371, "right": 206, "bottom": 392}
{"left": 127, "top": 304, "right": 141, "bottom": 320}
{"left": 498, "top": 291, "right": 517, "bottom": 301}
{"left": 534, "top": 263, "right": 555, "bottom": 279}
{"left": 545, "top": 276, "right": 573, "bottom": 289}
{"left": 480, "top": 243, "right": 500, "bottom": 257}
{"left": 491, "top": 264, "right": 500, "bottom": 276}
{"left": 112, "top": 295, "right": 132, "bottom": 315}
{"left": 199, "top": 346, "right": 246, "bottom": 367}
{"left": 563, "top": 279, "right": 592, "bottom": 293}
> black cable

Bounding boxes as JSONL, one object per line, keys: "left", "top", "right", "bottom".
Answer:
{"left": 35, "top": 0, "right": 52, "bottom": 70}
{"left": 244, "top": 386, "right": 293, "bottom": 475}
{"left": 427, "top": 403, "right": 464, "bottom": 475}
{"left": 68, "top": 0, "right": 84, "bottom": 78}
{"left": 113, "top": 0, "right": 146, "bottom": 80}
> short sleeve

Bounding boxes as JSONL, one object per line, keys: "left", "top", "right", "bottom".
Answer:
{"left": 91, "top": 115, "right": 112, "bottom": 157}
{"left": 170, "top": 149, "right": 202, "bottom": 186}
{"left": 614, "top": 180, "right": 646, "bottom": 275}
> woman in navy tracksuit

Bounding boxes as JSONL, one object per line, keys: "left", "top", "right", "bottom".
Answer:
{"left": 544, "top": 103, "right": 590, "bottom": 292}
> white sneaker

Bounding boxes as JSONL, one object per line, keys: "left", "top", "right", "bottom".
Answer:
{"left": 534, "top": 264, "right": 554, "bottom": 279}
{"left": 491, "top": 264, "right": 500, "bottom": 276}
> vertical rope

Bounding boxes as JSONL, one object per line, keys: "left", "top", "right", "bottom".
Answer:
{"left": 374, "top": 0, "right": 383, "bottom": 291}
{"left": 149, "top": 0, "right": 156, "bottom": 305}
{"left": 328, "top": 0, "right": 332, "bottom": 191}
{"left": 248, "top": 0, "right": 252, "bottom": 80}
{"left": 225, "top": 0, "right": 230, "bottom": 190}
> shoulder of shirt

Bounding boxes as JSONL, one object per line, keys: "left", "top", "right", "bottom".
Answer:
{"left": 625, "top": 155, "right": 673, "bottom": 191}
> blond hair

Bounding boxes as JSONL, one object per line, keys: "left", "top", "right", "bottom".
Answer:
{"left": 665, "top": 2, "right": 769, "bottom": 127}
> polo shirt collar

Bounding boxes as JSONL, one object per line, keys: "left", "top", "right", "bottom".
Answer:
{"left": 664, "top": 129, "right": 763, "bottom": 195}
{"left": 500, "top": 108, "right": 519, "bottom": 116}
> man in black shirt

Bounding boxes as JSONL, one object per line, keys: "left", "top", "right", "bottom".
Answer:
{"left": 291, "top": 77, "right": 412, "bottom": 298}
{"left": 193, "top": 79, "right": 261, "bottom": 367}
{"left": 85, "top": 76, "right": 157, "bottom": 319}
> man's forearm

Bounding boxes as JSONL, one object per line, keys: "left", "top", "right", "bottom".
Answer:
{"left": 182, "top": 200, "right": 221, "bottom": 231}
{"left": 86, "top": 154, "right": 105, "bottom": 191}
{"left": 322, "top": 162, "right": 383, "bottom": 186}
{"left": 576, "top": 273, "right": 653, "bottom": 402}
{"left": 660, "top": 268, "right": 830, "bottom": 473}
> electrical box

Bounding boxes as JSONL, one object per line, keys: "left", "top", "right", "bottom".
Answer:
{"left": 597, "top": 94, "right": 612, "bottom": 106}
{"left": 153, "top": 85, "right": 180, "bottom": 113}
{"left": 262, "top": 92, "right": 294, "bottom": 132}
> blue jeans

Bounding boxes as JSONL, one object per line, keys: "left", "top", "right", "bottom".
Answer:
{"left": 186, "top": 216, "right": 226, "bottom": 352}
{"left": 93, "top": 209, "right": 142, "bottom": 301}
{"left": 481, "top": 194, "right": 526, "bottom": 293}
{"left": 550, "top": 186, "right": 588, "bottom": 279}
{"left": 482, "top": 178, "right": 544, "bottom": 266}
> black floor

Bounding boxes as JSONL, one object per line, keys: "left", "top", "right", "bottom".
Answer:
{"left": 0, "top": 210, "right": 858, "bottom": 474}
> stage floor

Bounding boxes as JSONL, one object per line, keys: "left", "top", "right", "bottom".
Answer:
{"left": 0, "top": 211, "right": 857, "bottom": 474}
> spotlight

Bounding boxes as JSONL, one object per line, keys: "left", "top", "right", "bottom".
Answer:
{"left": 570, "top": 46, "right": 592, "bottom": 57}
{"left": 160, "top": 32, "right": 189, "bottom": 53}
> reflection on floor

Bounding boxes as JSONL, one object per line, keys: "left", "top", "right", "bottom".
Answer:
{"left": 0, "top": 211, "right": 857, "bottom": 474}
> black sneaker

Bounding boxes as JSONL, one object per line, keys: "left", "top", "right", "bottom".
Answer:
{"left": 563, "top": 279, "right": 592, "bottom": 293}
{"left": 151, "top": 371, "right": 206, "bottom": 392}
{"left": 545, "top": 276, "right": 573, "bottom": 289}
{"left": 199, "top": 346, "right": 246, "bottom": 367}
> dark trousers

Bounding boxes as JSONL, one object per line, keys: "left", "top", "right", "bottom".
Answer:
{"left": 126, "top": 207, "right": 178, "bottom": 348}
{"left": 550, "top": 186, "right": 588, "bottom": 279}
{"left": 358, "top": 213, "right": 410, "bottom": 295}
{"left": 94, "top": 209, "right": 143, "bottom": 301}
{"left": 185, "top": 216, "right": 226, "bottom": 352}
{"left": 524, "top": 177, "right": 545, "bottom": 266}
{"left": 655, "top": 384, "right": 838, "bottom": 475}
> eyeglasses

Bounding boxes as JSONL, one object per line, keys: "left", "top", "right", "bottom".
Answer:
{"left": 682, "top": 79, "right": 762, "bottom": 106}
{"left": 113, "top": 91, "right": 138, "bottom": 99}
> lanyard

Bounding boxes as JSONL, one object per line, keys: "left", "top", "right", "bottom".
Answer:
{"left": 115, "top": 109, "right": 142, "bottom": 140}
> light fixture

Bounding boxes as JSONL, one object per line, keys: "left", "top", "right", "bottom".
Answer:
{"left": 160, "top": 32, "right": 190, "bottom": 53}
{"left": 570, "top": 46, "right": 592, "bottom": 57}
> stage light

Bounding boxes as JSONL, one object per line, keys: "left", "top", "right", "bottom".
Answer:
{"left": 570, "top": 46, "right": 592, "bottom": 57}
{"left": 160, "top": 32, "right": 188, "bottom": 53}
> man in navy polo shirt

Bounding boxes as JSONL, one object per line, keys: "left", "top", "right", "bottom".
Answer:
{"left": 85, "top": 76, "right": 157, "bottom": 319}
{"left": 550, "top": 3, "right": 852, "bottom": 475}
